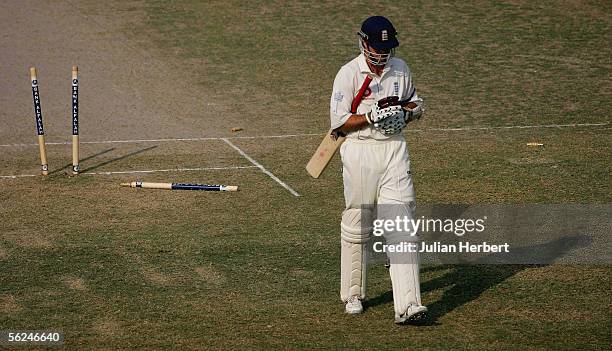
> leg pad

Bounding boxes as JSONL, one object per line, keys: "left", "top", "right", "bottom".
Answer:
{"left": 340, "top": 208, "right": 372, "bottom": 302}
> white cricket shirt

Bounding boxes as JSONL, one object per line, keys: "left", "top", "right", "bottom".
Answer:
{"left": 330, "top": 53, "right": 419, "bottom": 140}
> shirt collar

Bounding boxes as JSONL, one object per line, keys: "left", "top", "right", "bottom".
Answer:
{"left": 358, "top": 53, "right": 392, "bottom": 78}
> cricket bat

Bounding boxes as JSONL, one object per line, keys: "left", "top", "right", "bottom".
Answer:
{"left": 305, "top": 130, "right": 345, "bottom": 178}
{"left": 305, "top": 75, "right": 373, "bottom": 178}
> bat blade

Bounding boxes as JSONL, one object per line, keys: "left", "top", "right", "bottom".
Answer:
{"left": 306, "top": 76, "right": 372, "bottom": 179}
{"left": 305, "top": 129, "right": 345, "bottom": 178}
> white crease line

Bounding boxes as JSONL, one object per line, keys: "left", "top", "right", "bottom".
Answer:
{"left": 84, "top": 165, "right": 258, "bottom": 175}
{"left": 407, "top": 122, "right": 610, "bottom": 132}
{"left": 81, "top": 137, "right": 221, "bottom": 144}
{"left": 0, "top": 122, "right": 608, "bottom": 148}
{"left": 221, "top": 138, "right": 300, "bottom": 197}
{"left": 0, "top": 135, "right": 305, "bottom": 147}
{"left": 0, "top": 166, "right": 258, "bottom": 179}
{"left": 0, "top": 174, "right": 39, "bottom": 179}
{"left": 231, "top": 133, "right": 320, "bottom": 139}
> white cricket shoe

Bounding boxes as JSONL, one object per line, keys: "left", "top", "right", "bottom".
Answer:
{"left": 395, "top": 305, "right": 428, "bottom": 324}
{"left": 345, "top": 296, "right": 363, "bottom": 314}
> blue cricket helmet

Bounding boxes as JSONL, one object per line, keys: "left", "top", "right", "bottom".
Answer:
{"left": 358, "top": 16, "right": 399, "bottom": 51}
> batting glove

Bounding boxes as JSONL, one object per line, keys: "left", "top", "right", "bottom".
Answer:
{"left": 375, "top": 110, "right": 407, "bottom": 135}
{"left": 365, "top": 98, "right": 403, "bottom": 124}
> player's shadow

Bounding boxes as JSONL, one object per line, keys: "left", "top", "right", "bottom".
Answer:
{"left": 48, "top": 147, "right": 115, "bottom": 175}
{"left": 364, "top": 235, "right": 591, "bottom": 325}
{"left": 80, "top": 146, "right": 157, "bottom": 173}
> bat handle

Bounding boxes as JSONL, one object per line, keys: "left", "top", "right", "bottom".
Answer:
{"left": 330, "top": 129, "right": 345, "bottom": 140}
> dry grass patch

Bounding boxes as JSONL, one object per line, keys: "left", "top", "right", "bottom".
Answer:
{"left": 3, "top": 229, "right": 56, "bottom": 249}
{"left": 0, "top": 294, "right": 23, "bottom": 314}
{"left": 63, "top": 276, "right": 89, "bottom": 291}
{"left": 194, "top": 265, "right": 225, "bottom": 285}
{"left": 92, "top": 317, "right": 121, "bottom": 338}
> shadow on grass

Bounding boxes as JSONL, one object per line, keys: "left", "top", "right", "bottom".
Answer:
{"left": 48, "top": 147, "right": 115, "bottom": 175}
{"left": 80, "top": 146, "right": 157, "bottom": 173}
{"left": 365, "top": 235, "right": 591, "bottom": 325}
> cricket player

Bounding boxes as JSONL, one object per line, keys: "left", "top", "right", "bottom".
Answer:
{"left": 330, "top": 16, "right": 427, "bottom": 324}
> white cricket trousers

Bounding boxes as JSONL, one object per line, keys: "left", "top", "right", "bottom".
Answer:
{"left": 340, "top": 135, "right": 415, "bottom": 207}
{"left": 339, "top": 135, "right": 423, "bottom": 316}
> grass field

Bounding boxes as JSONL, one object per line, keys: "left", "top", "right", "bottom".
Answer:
{"left": 1, "top": 1, "right": 610, "bottom": 350}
